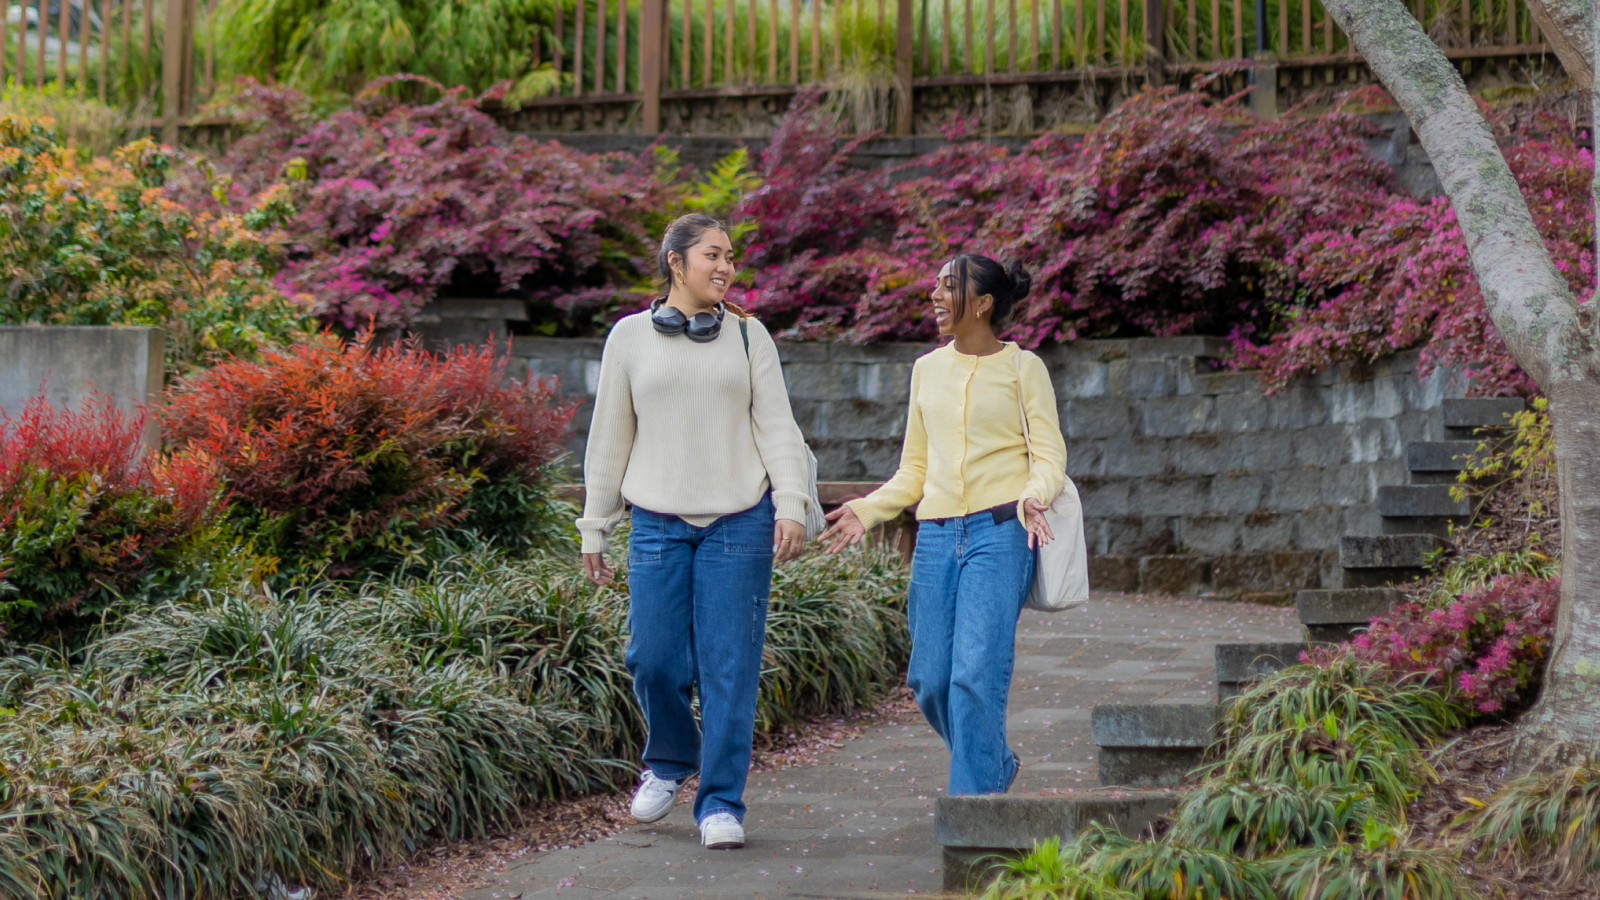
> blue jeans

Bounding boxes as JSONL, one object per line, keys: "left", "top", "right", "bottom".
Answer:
{"left": 625, "top": 493, "right": 774, "bottom": 824}
{"left": 908, "top": 510, "right": 1035, "bottom": 795}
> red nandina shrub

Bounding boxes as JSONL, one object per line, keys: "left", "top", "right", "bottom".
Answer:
{"left": 0, "top": 395, "right": 231, "bottom": 644}
{"left": 160, "top": 332, "right": 576, "bottom": 579}
{"left": 1235, "top": 112, "right": 1592, "bottom": 397}
{"left": 1313, "top": 574, "right": 1559, "bottom": 715}
{"left": 212, "top": 79, "right": 665, "bottom": 331}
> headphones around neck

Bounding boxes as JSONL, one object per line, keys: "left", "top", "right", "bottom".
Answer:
{"left": 650, "top": 297, "right": 725, "bottom": 343}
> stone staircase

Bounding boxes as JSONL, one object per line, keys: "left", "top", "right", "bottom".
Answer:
{"left": 1294, "top": 396, "right": 1523, "bottom": 640}
{"left": 934, "top": 398, "right": 1528, "bottom": 891}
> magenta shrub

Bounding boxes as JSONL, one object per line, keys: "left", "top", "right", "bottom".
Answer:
{"left": 735, "top": 91, "right": 1592, "bottom": 395}
{"left": 737, "top": 88, "right": 1400, "bottom": 348}
{"left": 1315, "top": 574, "right": 1560, "bottom": 715}
{"left": 214, "top": 79, "right": 664, "bottom": 330}
{"left": 1235, "top": 112, "right": 1593, "bottom": 397}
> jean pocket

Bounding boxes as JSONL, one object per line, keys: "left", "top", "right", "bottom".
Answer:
{"left": 720, "top": 509, "right": 774, "bottom": 556}
{"left": 628, "top": 514, "right": 665, "bottom": 562}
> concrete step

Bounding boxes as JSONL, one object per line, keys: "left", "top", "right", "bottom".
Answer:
{"left": 1338, "top": 533, "right": 1442, "bottom": 587}
{"left": 1442, "top": 397, "right": 1524, "bottom": 437}
{"left": 1405, "top": 440, "right": 1484, "bottom": 485}
{"left": 1215, "top": 641, "right": 1323, "bottom": 702}
{"left": 1381, "top": 516, "right": 1469, "bottom": 538}
{"left": 1377, "top": 484, "right": 1471, "bottom": 519}
{"left": 938, "top": 791, "right": 1179, "bottom": 891}
{"left": 1296, "top": 587, "right": 1402, "bottom": 642}
{"left": 1091, "top": 703, "right": 1218, "bottom": 788}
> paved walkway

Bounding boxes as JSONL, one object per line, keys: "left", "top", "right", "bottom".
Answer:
{"left": 467, "top": 594, "right": 1300, "bottom": 900}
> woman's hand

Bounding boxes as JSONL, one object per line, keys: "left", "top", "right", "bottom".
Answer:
{"left": 774, "top": 519, "right": 806, "bottom": 563}
{"left": 818, "top": 505, "right": 867, "bottom": 555}
{"left": 582, "top": 552, "right": 614, "bottom": 587}
{"left": 1022, "top": 498, "right": 1055, "bottom": 550}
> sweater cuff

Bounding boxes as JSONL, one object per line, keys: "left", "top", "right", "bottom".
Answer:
{"left": 576, "top": 518, "right": 614, "bottom": 555}
{"left": 845, "top": 498, "right": 892, "bottom": 532}
{"left": 772, "top": 490, "right": 809, "bottom": 526}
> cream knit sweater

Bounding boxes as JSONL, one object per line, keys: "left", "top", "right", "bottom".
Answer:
{"left": 576, "top": 310, "right": 811, "bottom": 554}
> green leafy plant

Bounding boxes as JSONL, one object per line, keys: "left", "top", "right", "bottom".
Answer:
{"left": 1168, "top": 780, "right": 1385, "bottom": 858}
{"left": 1421, "top": 548, "right": 1559, "bottom": 608}
{"left": 0, "top": 116, "right": 312, "bottom": 375}
{"left": 1262, "top": 820, "right": 1479, "bottom": 900}
{"left": 980, "top": 837, "right": 1136, "bottom": 900}
{"left": 1451, "top": 397, "right": 1558, "bottom": 530}
{"left": 1062, "top": 824, "right": 1275, "bottom": 900}
{"left": 1462, "top": 759, "right": 1600, "bottom": 884}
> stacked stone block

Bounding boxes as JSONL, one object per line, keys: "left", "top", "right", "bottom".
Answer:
{"left": 512, "top": 334, "right": 1468, "bottom": 596}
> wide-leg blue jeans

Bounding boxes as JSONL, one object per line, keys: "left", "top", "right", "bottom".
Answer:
{"left": 908, "top": 510, "right": 1034, "bottom": 795}
{"left": 625, "top": 493, "right": 774, "bottom": 824}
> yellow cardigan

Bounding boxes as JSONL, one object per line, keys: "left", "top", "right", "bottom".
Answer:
{"left": 846, "top": 342, "right": 1067, "bottom": 531}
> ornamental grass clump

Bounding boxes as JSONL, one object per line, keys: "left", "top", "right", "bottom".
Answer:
{"left": 1167, "top": 780, "right": 1384, "bottom": 859}
{"left": 159, "top": 331, "right": 576, "bottom": 581}
{"left": 0, "top": 538, "right": 910, "bottom": 897}
{"left": 1462, "top": 760, "right": 1600, "bottom": 884}
{"left": 0, "top": 395, "right": 238, "bottom": 646}
{"left": 1261, "top": 820, "right": 1478, "bottom": 900}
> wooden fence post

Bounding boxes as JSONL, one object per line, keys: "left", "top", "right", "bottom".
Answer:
{"left": 895, "top": 0, "right": 913, "bottom": 134}
{"left": 641, "top": 0, "right": 664, "bottom": 132}
{"left": 1142, "top": 0, "right": 1164, "bottom": 84}
{"left": 161, "top": 0, "right": 186, "bottom": 144}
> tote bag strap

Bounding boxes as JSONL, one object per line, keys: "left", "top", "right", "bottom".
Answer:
{"left": 1013, "top": 350, "right": 1036, "bottom": 465}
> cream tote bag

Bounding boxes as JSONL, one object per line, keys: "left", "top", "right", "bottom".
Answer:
{"left": 1014, "top": 352, "right": 1090, "bottom": 612}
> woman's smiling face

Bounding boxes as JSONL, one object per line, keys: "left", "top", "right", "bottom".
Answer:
{"left": 673, "top": 228, "right": 736, "bottom": 309}
{"left": 931, "top": 262, "right": 960, "bottom": 335}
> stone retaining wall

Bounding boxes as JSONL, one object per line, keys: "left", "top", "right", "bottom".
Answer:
{"left": 515, "top": 334, "right": 1465, "bottom": 597}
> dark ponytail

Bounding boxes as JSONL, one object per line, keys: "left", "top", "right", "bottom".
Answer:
{"left": 949, "top": 254, "right": 1033, "bottom": 325}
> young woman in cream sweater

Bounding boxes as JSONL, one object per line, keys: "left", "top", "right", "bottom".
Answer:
{"left": 578, "top": 214, "right": 811, "bottom": 849}
{"left": 819, "top": 255, "right": 1066, "bottom": 796}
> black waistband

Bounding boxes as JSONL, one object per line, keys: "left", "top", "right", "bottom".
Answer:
{"left": 926, "top": 501, "right": 1016, "bottom": 527}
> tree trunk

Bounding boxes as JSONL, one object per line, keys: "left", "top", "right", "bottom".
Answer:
{"left": 1320, "top": 0, "right": 1600, "bottom": 772}
{"left": 1513, "top": 381, "right": 1600, "bottom": 772}
{"left": 1522, "top": 0, "right": 1592, "bottom": 91}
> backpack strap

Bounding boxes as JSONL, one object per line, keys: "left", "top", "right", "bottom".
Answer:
{"left": 739, "top": 317, "right": 749, "bottom": 358}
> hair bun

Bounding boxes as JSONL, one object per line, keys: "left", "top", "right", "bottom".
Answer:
{"left": 1004, "top": 260, "right": 1033, "bottom": 303}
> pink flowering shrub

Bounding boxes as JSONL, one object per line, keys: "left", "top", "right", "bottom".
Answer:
{"left": 737, "top": 87, "right": 1399, "bottom": 347}
{"left": 735, "top": 90, "right": 1589, "bottom": 395}
{"left": 1317, "top": 574, "right": 1560, "bottom": 715}
{"left": 212, "top": 79, "right": 664, "bottom": 330}
{"left": 1235, "top": 112, "right": 1593, "bottom": 397}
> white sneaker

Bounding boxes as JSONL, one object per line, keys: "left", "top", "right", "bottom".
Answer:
{"left": 699, "top": 811, "right": 745, "bottom": 849}
{"left": 629, "top": 771, "right": 683, "bottom": 823}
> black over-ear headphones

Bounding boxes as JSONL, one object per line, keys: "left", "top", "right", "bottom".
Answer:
{"left": 650, "top": 297, "right": 725, "bottom": 343}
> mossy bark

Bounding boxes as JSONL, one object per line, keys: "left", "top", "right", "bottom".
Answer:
{"left": 1321, "top": 0, "right": 1600, "bottom": 773}
{"left": 1522, "top": 0, "right": 1593, "bottom": 90}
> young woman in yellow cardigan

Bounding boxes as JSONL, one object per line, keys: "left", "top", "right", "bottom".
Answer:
{"left": 818, "top": 254, "right": 1066, "bottom": 795}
